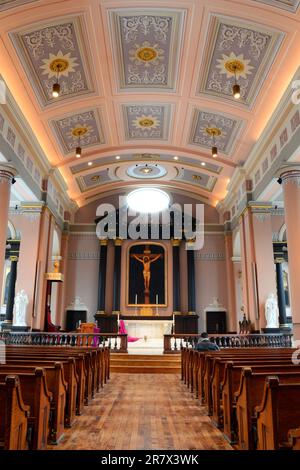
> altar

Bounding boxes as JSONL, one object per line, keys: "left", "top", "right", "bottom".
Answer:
{"left": 123, "top": 319, "right": 173, "bottom": 340}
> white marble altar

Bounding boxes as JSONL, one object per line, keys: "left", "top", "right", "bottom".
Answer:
{"left": 124, "top": 319, "right": 173, "bottom": 340}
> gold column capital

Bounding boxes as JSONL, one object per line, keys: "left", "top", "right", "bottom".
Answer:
{"left": 100, "top": 239, "right": 108, "bottom": 246}
{"left": 9, "top": 255, "right": 18, "bottom": 262}
{"left": 114, "top": 238, "right": 123, "bottom": 246}
{"left": 171, "top": 238, "right": 181, "bottom": 247}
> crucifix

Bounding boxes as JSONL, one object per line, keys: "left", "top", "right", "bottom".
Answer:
{"left": 131, "top": 245, "right": 162, "bottom": 304}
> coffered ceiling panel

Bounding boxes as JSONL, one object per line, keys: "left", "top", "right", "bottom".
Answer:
{"left": 189, "top": 109, "right": 243, "bottom": 155}
{"left": 50, "top": 109, "right": 105, "bottom": 155}
{"left": 198, "top": 15, "right": 284, "bottom": 106}
{"left": 108, "top": 8, "right": 185, "bottom": 91}
{"left": 77, "top": 169, "right": 120, "bottom": 192}
{"left": 10, "top": 16, "right": 95, "bottom": 107}
{"left": 252, "top": 0, "right": 300, "bottom": 11}
{"left": 122, "top": 104, "right": 171, "bottom": 141}
{"left": 174, "top": 168, "right": 217, "bottom": 191}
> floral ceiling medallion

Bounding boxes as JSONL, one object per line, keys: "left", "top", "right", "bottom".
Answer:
{"left": 205, "top": 127, "right": 222, "bottom": 137}
{"left": 71, "top": 126, "right": 89, "bottom": 138}
{"left": 217, "top": 53, "right": 254, "bottom": 79}
{"left": 40, "top": 51, "right": 79, "bottom": 79}
{"left": 133, "top": 115, "right": 160, "bottom": 129}
{"left": 130, "top": 41, "right": 164, "bottom": 67}
{"left": 91, "top": 175, "right": 101, "bottom": 182}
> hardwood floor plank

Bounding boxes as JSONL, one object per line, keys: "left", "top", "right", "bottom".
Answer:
{"left": 49, "top": 373, "right": 232, "bottom": 451}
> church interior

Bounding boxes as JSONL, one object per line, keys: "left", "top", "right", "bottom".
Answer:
{"left": 1, "top": 0, "right": 300, "bottom": 454}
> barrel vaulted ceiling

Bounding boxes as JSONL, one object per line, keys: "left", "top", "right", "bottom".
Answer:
{"left": 1, "top": 0, "right": 300, "bottom": 208}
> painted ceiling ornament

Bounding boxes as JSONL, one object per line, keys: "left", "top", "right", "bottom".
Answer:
{"left": 205, "top": 127, "right": 222, "bottom": 138}
{"left": 40, "top": 50, "right": 79, "bottom": 78}
{"left": 91, "top": 175, "right": 101, "bottom": 182}
{"left": 70, "top": 125, "right": 91, "bottom": 139}
{"left": 216, "top": 52, "right": 254, "bottom": 79}
{"left": 129, "top": 41, "right": 165, "bottom": 68}
{"left": 132, "top": 115, "right": 160, "bottom": 129}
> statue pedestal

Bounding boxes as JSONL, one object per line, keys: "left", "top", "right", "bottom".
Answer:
{"left": 261, "top": 327, "right": 281, "bottom": 334}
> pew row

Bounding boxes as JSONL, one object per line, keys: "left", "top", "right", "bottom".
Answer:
{"left": 0, "top": 375, "right": 30, "bottom": 450}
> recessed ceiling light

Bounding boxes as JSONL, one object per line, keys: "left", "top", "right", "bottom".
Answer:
{"left": 88, "top": 162, "right": 93, "bottom": 166}
{"left": 127, "top": 188, "right": 170, "bottom": 213}
{"left": 201, "top": 162, "right": 206, "bottom": 166}
{"left": 116, "top": 155, "right": 121, "bottom": 160}
{"left": 174, "top": 156, "right": 179, "bottom": 160}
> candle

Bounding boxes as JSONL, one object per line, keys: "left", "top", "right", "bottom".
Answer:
{"left": 135, "top": 294, "right": 138, "bottom": 315}
{"left": 117, "top": 314, "right": 120, "bottom": 326}
{"left": 173, "top": 314, "right": 175, "bottom": 324}
{"left": 156, "top": 294, "right": 159, "bottom": 316}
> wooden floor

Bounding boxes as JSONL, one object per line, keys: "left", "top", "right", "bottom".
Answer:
{"left": 50, "top": 373, "right": 232, "bottom": 450}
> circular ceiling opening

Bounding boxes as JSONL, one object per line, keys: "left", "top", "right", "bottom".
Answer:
{"left": 126, "top": 188, "right": 170, "bottom": 213}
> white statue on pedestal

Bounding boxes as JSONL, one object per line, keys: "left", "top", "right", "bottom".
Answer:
{"left": 211, "top": 297, "right": 221, "bottom": 308}
{"left": 14, "top": 290, "right": 29, "bottom": 326}
{"left": 67, "top": 297, "right": 88, "bottom": 311}
{"left": 265, "top": 293, "right": 279, "bottom": 328}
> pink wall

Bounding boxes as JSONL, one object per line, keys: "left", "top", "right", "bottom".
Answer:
{"left": 65, "top": 233, "right": 99, "bottom": 322}
{"left": 271, "top": 214, "right": 285, "bottom": 236}
{"left": 194, "top": 234, "right": 228, "bottom": 332}
{"left": 10, "top": 212, "right": 42, "bottom": 328}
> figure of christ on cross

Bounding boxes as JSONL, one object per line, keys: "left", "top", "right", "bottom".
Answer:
{"left": 130, "top": 245, "right": 163, "bottom": 304}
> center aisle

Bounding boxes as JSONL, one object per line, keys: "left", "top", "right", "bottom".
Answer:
{"left": 50, "top": 373, "right": 232, "bottom": 450}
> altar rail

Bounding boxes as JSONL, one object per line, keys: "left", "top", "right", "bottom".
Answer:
{"left": 163, "top": 333, "right": 293, "bottom": 353}
{"left": 0, "top": 331, "right": 128, "bottom": 352}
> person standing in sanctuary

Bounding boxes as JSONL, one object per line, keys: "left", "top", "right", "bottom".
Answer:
{"left": 195, "top": 332, "right": 220, "bottom": 351}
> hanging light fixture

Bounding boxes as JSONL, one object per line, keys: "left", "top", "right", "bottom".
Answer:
{"left": 232, "top": 64, "right": 241, "bottom": 100}
{"left": 52, "top": 62, "right": 63, "bottom": 98}
{"left": 75, "top": 136, "right": 82, "bottom": 158}
{"left": 205, "top": 127, "right": 221, "bottom": 158}
{"left": 71, "top": 127, "right": 88, "bottom": 159}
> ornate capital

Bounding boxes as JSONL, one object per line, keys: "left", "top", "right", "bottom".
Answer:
{"left": 114, "top": 238, "right": 123, "bottom": 246}
{"left": 9, "top": 256, "right": 18, "bottom": 262}
{"left": 100, "top": 239, "right": 108, "bottom": 246}
{"left": 280, "top": 169, "right": 300, "bottom": 188}
{"left": 171, "top": 238, "right": 181, "bottom": 247}
{"left": 0, "top": 163, "right": 17, "bottom": 185}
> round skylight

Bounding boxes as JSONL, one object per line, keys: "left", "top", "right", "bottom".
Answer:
{"left": 126, "top": 188, "right": 170, "bottom": 213}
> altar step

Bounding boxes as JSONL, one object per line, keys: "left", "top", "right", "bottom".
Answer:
{"left": 110, "top": 353, "right": 181, "bottom": 374}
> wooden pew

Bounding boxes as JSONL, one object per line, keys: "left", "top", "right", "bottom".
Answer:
{"left": 5, "top": 355, "right": 77, "bottom": 427}
{"left": 215, "top": 357, "right": 295, "bottom": 431}
{"left": 255, "top": 377, "right": 300, "bottom": 450}
{"left": 0, "top": 368, "right": 52, "bottom": 450}
{"left": 7, "top": 345, "right": 105, "bottom": 402}
{"left": 209, "top": 353, "right": 294, "bottom": 420}
{"left": 0, "top": 362, "right": 67, "bottom": 444}
{"left": 235, "top": 368, "right": 300, "bottom": 450}
{"left": 0, "top": 375, "right": 30, "bottom": 450}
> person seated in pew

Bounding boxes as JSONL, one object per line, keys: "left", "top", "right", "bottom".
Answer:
{"left": 195, "top": 332, "right": 220, "bottom": 351}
